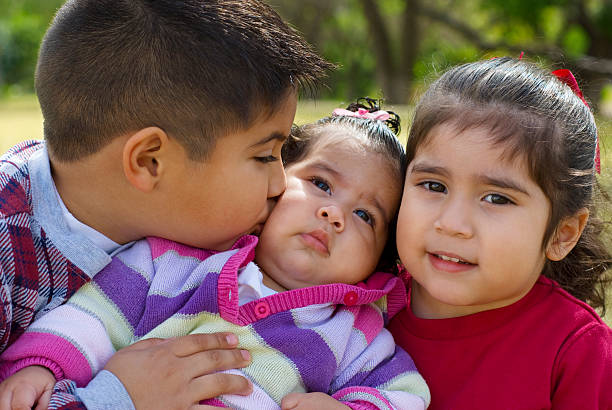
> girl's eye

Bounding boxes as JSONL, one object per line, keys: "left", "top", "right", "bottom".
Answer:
{"left": 311, "top": 178, "right": 331, "bottom": 194}
{"left": 421, "top": 181, "right": 447, "bottom": 193}
{"left": 483, "top": 193, "right": 514, "bottom": 205}
{"left": 354, "top": 209, "right": 374, "bottom": 226}
{"left": 255, "top": 155, "right": 279, "bottom": 164}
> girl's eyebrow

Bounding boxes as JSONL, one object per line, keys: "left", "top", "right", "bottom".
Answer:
{"left": 410, "top": 162, "right": 450, "bottom": 178}
{"left": 477, "top": 175, "right": 530, "bottom": 196}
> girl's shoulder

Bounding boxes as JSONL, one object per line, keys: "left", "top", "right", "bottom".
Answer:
{"left": 534, "top": 275, "right": 609, "bottom": 330}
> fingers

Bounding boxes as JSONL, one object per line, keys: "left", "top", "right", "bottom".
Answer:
{"left": 281, "top": 392, "right": 303, "bottom": 410}
{"left": 0, "top": 388, "right": 13, "bottom": 410}
{"left": 188, "top": 372, "right": 252, "bottom": 402}
{"left": 9, "top": 385, "right": 37, "bottom": 410}
{"left": 34, "top": 389, "right": 52, "bottom": 410}
{"left": 120, "top": 337, "right": 166, "bottom": 351}
{"left": 186, "top": 346, "right": 251, "bottom": 378}
{"left": 170, "top": 333, "right": 240, "bottom": 357}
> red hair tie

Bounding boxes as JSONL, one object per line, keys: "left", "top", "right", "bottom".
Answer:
{"left": 552, "top": 69, "right": 601, "bottom": 174}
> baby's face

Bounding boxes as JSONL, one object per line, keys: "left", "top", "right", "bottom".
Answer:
{"left": 255, "top": 135, "right": 402, "bottom": 290}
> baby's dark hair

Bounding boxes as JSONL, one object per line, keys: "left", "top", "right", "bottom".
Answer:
{"left": 283, "top": 98, "right": 406, "bottom": 273}
{"left": 407, "top": 57, "right": 611, "bottom": 312}
{"left": 37, "top": 0, "right": 333, "bottom": 162}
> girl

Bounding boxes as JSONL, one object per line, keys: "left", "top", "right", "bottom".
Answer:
{"left": 389, "top": 57, "right": 612, "bottom": 409}
{"left": 0, "top": 100, "right": 430, "bottom": 410}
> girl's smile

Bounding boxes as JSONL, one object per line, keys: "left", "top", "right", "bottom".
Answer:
{"left": 397, "top": 123, "right": 551, "bottom": 319}
{"left": 428, "top": 252, "right": 476, "bottom": 273}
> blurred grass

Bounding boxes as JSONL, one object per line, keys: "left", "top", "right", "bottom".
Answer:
{"left": 1, "top": 95, "right": 611, "bottom": 325}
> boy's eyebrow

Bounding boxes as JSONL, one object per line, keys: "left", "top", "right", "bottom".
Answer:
{"left": 251, "top": 132, "right": 288, "bottom": 148}
{"left": 411, "top": 161, "right": 530, "bottom": 196}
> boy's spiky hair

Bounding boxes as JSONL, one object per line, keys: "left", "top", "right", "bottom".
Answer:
{"left": 37, "top": 0, "right": 333, "bottom": 161}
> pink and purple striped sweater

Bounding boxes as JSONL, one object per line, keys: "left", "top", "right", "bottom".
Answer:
{"left": 1, "top": 235, "right": 430, "bottom": 409}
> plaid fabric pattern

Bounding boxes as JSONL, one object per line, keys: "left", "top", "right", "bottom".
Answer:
{"left": 0, "top": 141, "right": 90, "bottom": 409}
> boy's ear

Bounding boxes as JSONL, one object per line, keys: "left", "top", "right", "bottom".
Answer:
{"left": 545, "top": 208, "right": 589, "bottom": 261}
{"left": 122, "top": 127, "right": 168, "bottom": 192}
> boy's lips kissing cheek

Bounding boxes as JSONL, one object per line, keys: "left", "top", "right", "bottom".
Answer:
{"left": 300, "top": 229, "right": 330, "bottom": 255}
{"left": 427, "top": 251, "right": 476, "bottom": 273}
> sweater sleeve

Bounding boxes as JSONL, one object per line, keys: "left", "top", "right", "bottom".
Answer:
{"left": 0, "top": 282, "right": 118, "bottom": 386}
{"left": 551, "top": 321, "right": 612, "bottom": 409}
{"left": 40, "top": 371, "right": 134, "bottom": 410}
{"left": 330, "top": 328, "right": 430, "bottom": 410}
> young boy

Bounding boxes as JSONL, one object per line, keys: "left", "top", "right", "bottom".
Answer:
{"left": 0, "top": 0, "right": 331, "bottom": 408}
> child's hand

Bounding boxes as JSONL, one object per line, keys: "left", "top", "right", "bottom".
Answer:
{"left": 281, "top": 392, "right": 351, "bottom": 410}
{"left": 0, "top": 365, "right": 55, "bottom": 410}
{"left": 104, "top": 332, "right": 253, "bottom": 410}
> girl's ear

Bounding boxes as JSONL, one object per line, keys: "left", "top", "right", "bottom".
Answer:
{"left": 122, "top": 127, "right": 168, "bottom": 192}
{"left": 546, "top": 208, "right": 589, "bottom": 261}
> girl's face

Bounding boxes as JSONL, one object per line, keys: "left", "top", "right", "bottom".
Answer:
{"left": 256, "top": 134, "right": 401, "bottom": 290}
{"left": 397, "top": 123, "right": 551, "bottom": 319}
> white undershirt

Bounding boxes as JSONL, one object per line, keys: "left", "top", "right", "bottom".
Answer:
{"left": 54, "top": 188, "right": 121, "bottom": 255}
{"left": 237, "top": 263, "right": 277, "bottom": 305}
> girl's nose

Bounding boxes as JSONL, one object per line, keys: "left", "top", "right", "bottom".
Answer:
{"left": 317, "top": 205, "right": 345, "bottom": 232}
{"left": 434, "top": 198, "right": 474, "bottom": 239}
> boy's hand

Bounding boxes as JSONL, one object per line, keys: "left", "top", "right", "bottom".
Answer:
{"left": 0, "top": 365, "right": 55, "bottom": 410}
{"left": 104, "top": 332, "right": 252, "bottom": 410}
{"left": 281, "top": 392, "right": 351, "bottom": 410}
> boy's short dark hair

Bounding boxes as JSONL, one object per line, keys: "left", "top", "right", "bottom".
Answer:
{"left": 37, "top": 0, "right": 333, "bottom": 161}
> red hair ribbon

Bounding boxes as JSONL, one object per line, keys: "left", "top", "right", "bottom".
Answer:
{"left": 552, "top": 69, "right": 601, "bottom": 174}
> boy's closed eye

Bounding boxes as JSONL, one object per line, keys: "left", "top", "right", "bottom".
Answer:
{"left": 255, "top": 154, "right": 280, "bottom": 163}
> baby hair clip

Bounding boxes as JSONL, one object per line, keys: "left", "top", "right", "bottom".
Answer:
{"left": 332, "top": 107, "right": 391, "bottom": 121}
{"left": 552, "top": 69, "right": 601, "bottom": 174}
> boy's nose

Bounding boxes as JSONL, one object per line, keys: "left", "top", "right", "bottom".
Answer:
{"left": 267, "top": 162, "right": 286, "bottom": 198}
{"left": 317, "top": 205, "right": 345, "bottom": 232}
{"left": 434, "top": 198, "right": 474, "bottom": 239}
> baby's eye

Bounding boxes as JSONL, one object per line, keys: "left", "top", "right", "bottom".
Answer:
{"left": 255, "top": 155, "right": 279, "bottom": 164}
{"left": 420, "top": 181, "right": 447, "bottom": 193}
{"left": 483, "top": 193, "right": 514, "bottom": 205}
{"left": 354, "top": 209, "right": 374, "bottom": 226}
{"left": 311, "top": 177, "right": 331, "bottom": 194}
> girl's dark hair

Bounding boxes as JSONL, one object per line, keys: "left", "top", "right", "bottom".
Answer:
{"left": 282, "top": 98, "right": 406, "bottom": 274}
{"left": 407, "top": 57, "right": 611, "bottom": 312}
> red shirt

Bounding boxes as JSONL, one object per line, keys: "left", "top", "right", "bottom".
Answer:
{"left": 389, "top": 275, "right": 612, "bottom": 409}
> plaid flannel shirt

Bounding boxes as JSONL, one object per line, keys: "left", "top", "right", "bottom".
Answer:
{"left": 0, "top": 140, "right": 116, "bottom": 409}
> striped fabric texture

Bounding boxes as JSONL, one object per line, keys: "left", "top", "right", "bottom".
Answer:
{"left": 2, "top": 235, "right": 430, "bottom": 409}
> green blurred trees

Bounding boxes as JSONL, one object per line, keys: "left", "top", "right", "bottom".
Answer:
{"left": 273, "top": 0, "right": 612, "bottom": 106}
{"left": 0, "top": 0, "right": 64, "bottom": 94}
{"left": 1, "top": 0, "right": 611, "bottom": 107}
